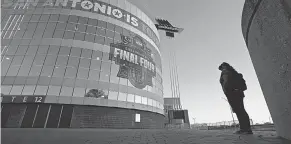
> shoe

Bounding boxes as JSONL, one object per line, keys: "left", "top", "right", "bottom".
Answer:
{"left": 234, "top": 129, "right": 253, "bottom": 135}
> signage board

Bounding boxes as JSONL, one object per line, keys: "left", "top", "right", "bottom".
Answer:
{"left": 1, "top": 95, "right": 46, "bottom": 103}
{"left": 109, "top": 34, "right": 156, "bottom": 89}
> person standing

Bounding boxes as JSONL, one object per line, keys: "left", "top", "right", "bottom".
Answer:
{"left": 219, "top": 62, "right": 253, "bottom": 134}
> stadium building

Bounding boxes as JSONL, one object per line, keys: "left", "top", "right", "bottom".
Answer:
{"left": 1, "top": 0, "right": 164, "bottom": 128}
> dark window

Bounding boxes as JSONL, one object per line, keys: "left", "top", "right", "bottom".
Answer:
{"left": 21, "top": 104, "right": 38, "bottom": 128}
{"left": 98, "top": 20, "right": 106, "bottom": 28}
{"left": 46, "top": 105, "right": 62, "bottom": 128}
{"left": 1, "top": 104, "right": 12, "bottom": 128}
{"left": 68, "top": 15, "right": 78, "bottom": 23}
{"left": 33, "top": 104, "right": 50, "bottom": 128}
{"left": 78, "top": 17, "right": 88, "bottom": 24}
{"left": 39, "top": 14, "right": 50, "bottom": 22}
{"left": 58, "top": 105, "right": 73, "bottom": 128}
{"left": 49, "top": 14, "right": 59, "bottom": 22}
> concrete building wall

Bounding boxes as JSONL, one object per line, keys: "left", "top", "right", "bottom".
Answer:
{"left": 242, "top": 0, "right": 291, "bottom": 140}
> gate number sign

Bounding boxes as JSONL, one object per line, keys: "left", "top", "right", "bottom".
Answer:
{"left": 1, "top": 95, "right": 46, "bottom": 103}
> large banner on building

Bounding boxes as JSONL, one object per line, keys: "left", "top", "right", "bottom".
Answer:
{"left": 109, "top": 34, "right": 156, "bottom": 89}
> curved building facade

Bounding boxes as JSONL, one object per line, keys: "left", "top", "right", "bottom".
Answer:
{"left": 242, "top": 0, "right": 291, "bottom": 140}
{"left": 1, "top": 0, "right": 164, "bottom": 128}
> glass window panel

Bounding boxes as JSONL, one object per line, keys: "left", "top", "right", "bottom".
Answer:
{"left": 34, "top": 86, "right": 48, "bottom": 95}
{"left": 30, "top": 14, "right": 41, "bottom": 21}
{"left": 68, "top": 15, "right": 78, "bottom": 23}
{"left": 135, "top": 95, "right": 141, "bottom": 104}
{"left": 6, "top": 66, "right": 20, "bottom": 76}
{"left": 11, "top": 56, "right": 24, "bottom": 65}
{"left": 58, "top": 15, "right": 69, "bottom": 22}
{"left": 92, "top": 50, "right": 102, "bottom": 60}
{"left": 52, "top": 66, "right": 66, "bottom": 77}
{"left": 78, "top": 17, "right": 88, "bottom": 24}
{"left": 127, "top": 94, "right": 134, "bottom": 103}
{"left": 47, "top": 86, "right": 61, "bottom": 96}
{"left": 110, "top": 75, "right": 119, "bottom": 84}
{"left": 16, "top": 46, "right": 28, "bottom": 55}
{"left": 77, "top": 68, "right": 89, "bottom": 79}
{"left": 96, "top": 27, "right": 105, "bottom": 36}
{"left": 81, "top": 49, "right": 92, "bottom": 58}
{"left": 142, "top": 97, "right": 147, "bottom": 105}
{"left": 22, "top": 14, "right": 32, "bottom": 22}
{"left": 45, "top": 22, "right": 57, "bottom": 31}
{"left": 106, "top": 29, "right": 114, "bottom": 38}
{"left": 67, "top": 57, "right": 80, "bottom": 68}
{"left": 118, "top": 92, "right": 126, "bottom": 101}
{"left": 106, "top": 23, "right": 115, "bottom": 30}
{"left": 29, "top": 65, "right": 42, "bottom": 76}
{"left": 10, "top": 85, "right": 24, "bottom": 95}
{"left": 102, "top": 52, "right": 110, "bottom": 62}
{"left": 53, "top": 30, "right": 64, "bottom": 38}
{"left": 56, "top": 56, "right": 69, "bottom": 66}
{"left": 26, "top": 22, "right": 37, "bottom": 30}
{"left": 42, "top": 30, "right": 54, "bottom": 38}
{"left": 36, "top": 22, "right": 47, "bottom": 30}
{"left": 86, "top": 25, "right": 96, "bottom": 34}
{"left": 99, "top": 71, "right": 109, "bottom": 82}
{"left": 47, "top": 45, "right": 60, "bottom": 55}
{"left": 76, "top": 24, "right": 86, "bottom": 32}
{"left": 6, "top": 45, "right": 18, "bottom": 55}
{"left": 44, "top": 55, "right": 57, "bottom": 66}
{"left": 63, "top": 31, "right": 75, "bottom": 39}
{"left": 74, "top": 32, "right": 85, "bottom": 41}
{"left": 128, "top": 80, "right": 135, "bottom": 88}
{"left": 148, "top": 99, "right": 153, "bottom": 106}
{"left": 59, "top": 46, "right": 71, "bottom": 56}
{"left": 108, "top": 91, "right": 118, "bottom": 100}
{"left": 97, "top": 20, "right": 106, "bottom": 28}
{"left": 33, "top": 31, "right": 44, "bottom": 38}
{"left": 22, "top": 85, "right": 36, "bottom": 95}
{"left": 119, "top": 78, "right": 127, "bottom": 86}
{"left": 55, "top": 22, "right": 66, "bottom": 30}
{"left": 73, "top": 87, "right": 85, "bottom": 97}
{"left": 88, "top": 69, "right": 100, "bottom": 81}
{"left": 79, "top": 58, "right": 90, "bottom": 69}
{"left": 37, "top": 45, "right": 49, "bottom": 55}
{"left": 153, "top": 100, "right": 157, "bottom": 108}
{"left": 94, "top": 35, "right": 105, "bottom": 44}
{"left": 59, "top": 86, "right": 73, "bottom": 96}
{"left": 101, "top": 61, "right": 111, "bottom": 72}
{"left": 110, "top": 64, "right": 119, "bottom": 74}
{"left": 40, "top": 66, "right": 54, "bottom": 76}
{"left": 1, "top": 85, "right": 12, "bottom": 95}
{"left": 105, "top": 38, "right": 113, "bottom": 46}
{"left": 70, "top": 47, "right": 81, "bottom": 57}
{"left": 49, "top": 14, "right": 59, "bottom": 21}
{"left": 84, "top": 34, "right": 95, "bottom": 42}
{"left": 90, "top": 59, "right": 101, "bottom": 70}
{"left": 65, "top": 67, "right": 77, "bottom": 78}
{"left": 88, "top": 18, "right": 97, "bottom": 26}
{"left": 65, "top": 23, "right": 76, "bottom": 31}
{"left": 17, "top": 65, "right": 31, "bottom": 76}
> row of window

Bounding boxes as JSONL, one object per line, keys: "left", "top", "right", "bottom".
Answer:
{"left": 1, "top": 56, "right": 163, "bottom": 93}
{"left": 1, "top": 45, "right": 163, "bottom": 87}
{"left": 0, "top": 13, "right": 162, "bottom": 66}
{"left": 1, "top": 85, "right": 164, "bottom": 109}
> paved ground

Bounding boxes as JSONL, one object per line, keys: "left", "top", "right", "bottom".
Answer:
{"left": 2, "top": 129, "right": 291, "bottom": 144}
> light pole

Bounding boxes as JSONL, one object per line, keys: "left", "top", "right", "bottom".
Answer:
{"left": 221, "top": 97, "right": 236, "bottom": 128}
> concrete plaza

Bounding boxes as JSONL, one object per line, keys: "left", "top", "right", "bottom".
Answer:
{"left": 2, "top": 129, "right": 291, "bottom": 144}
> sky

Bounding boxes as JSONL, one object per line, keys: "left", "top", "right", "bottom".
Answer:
{"left": 129, "top": 0, "right": 272, "bottom": 125}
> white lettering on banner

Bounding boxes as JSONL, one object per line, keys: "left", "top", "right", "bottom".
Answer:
{"left": 113, "top": 47, "right": 155, "bottom": 73}
{"left": 34, "top": 96, "right": 43, "bottom": 103}
{"left": 55, "top": 0, "right": 68, "bottom": 7}
{"left": 23, "top": 96, "right": 27, "bottom": 102}
{"left": 11, "top": 96, "right": 16, "bottom": 102}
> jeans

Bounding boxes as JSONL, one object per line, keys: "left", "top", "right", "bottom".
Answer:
{"left": 226, "top": 90, "right": 251, "bottom": 131}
